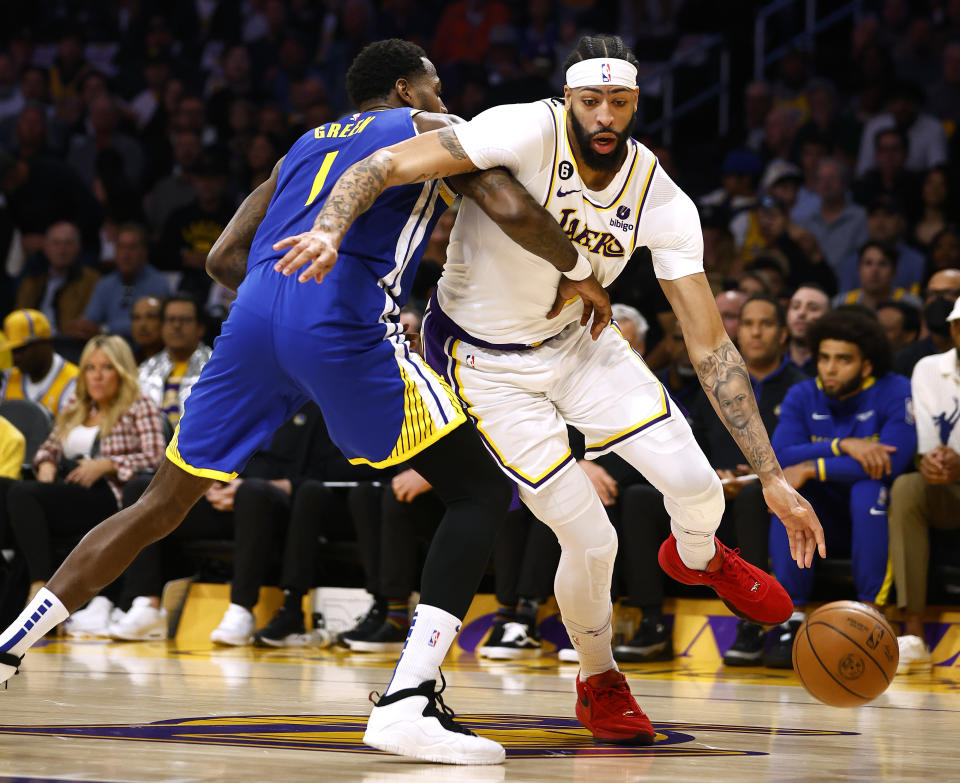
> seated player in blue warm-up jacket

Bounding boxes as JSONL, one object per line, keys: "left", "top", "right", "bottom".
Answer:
{"left": 763, "top": 308, "right": 916, "bottom": 666}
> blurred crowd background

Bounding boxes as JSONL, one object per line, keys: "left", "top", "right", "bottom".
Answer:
{"left": 0, "top": 0, "right": 958, "bottom": 672}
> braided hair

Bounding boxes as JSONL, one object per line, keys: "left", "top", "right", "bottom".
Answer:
{"left": 562, "top": 35, "right": 640, "bottom": 74}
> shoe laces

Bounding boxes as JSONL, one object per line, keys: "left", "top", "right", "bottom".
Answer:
{"left": 586, "top": 673, "right": 638, "bottom": 714}
{"left": 709, "top": 544, "right": 761, "bottom": 592}
{"left": 371, "top": 670, "right": 475, "bottom": 736}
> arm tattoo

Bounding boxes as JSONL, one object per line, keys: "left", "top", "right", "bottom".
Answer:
{"left": 313, "top": 127, "right": 471, "bottom": 239}
{"left": 438, "top": 128, "right": 468, "bottom": 160}
{"left": 207, "top": 171, "right": 275, "bottom": 291}
{"left": 313, "top": 150, "right": 391, "bottom": 236}
{"left": 696, "top": 340, "right": 780, "bottom": 479}
{"left": 451, "top": 168, "right": 578, "bottom": 272}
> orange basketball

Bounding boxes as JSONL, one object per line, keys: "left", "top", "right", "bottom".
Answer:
{"left": 792, "top": 600, "right": 899, "bottom": 707}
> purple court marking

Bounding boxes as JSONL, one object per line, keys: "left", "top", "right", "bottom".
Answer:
{"left": 0, "top": 713, "right": 859, "bottom": 759}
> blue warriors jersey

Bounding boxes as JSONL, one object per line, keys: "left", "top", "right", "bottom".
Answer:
{"left": 166, "top": 108, "right": 464, "bottom": 477}
{"left": 771, "top": 373, "right": 916, "bottom": 484}
{"left": 769, "top": 373, "right": 914, "bottom": 606}
{"left": 244, "top": 108, "right": 455, "bottom": 340}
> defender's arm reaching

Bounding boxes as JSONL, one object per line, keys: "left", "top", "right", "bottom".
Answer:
{"left": 270, "top": 122, "right": 610, "bottom": 336}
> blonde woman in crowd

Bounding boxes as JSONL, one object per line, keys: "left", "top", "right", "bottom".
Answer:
{"left": 5, "top": 336, "right": 165, "bottom": 605}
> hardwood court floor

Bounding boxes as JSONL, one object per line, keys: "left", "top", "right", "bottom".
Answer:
{"left": 0, "top": 601, "right": 957, "bottom": 783}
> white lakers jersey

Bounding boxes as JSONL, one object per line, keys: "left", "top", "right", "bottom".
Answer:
{"left": 440, "top": 99, "right": 703, "bottom": 346}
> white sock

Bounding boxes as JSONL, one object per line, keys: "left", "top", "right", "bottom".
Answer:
{"left": 0, "top": 588, "right": 69, "bottom": 658}
{"left": 564, "top": 606, "right": 617, "bottom": 679}
{"left": 673, "top": 525, "right": 717, "bottom": 571}
{"left": 384, "top": 603, "right": 460, "bottom": 696}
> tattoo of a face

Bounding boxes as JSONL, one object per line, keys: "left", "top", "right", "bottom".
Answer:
{"left": 697, "top": 340, "right": 778, "bottom": 477}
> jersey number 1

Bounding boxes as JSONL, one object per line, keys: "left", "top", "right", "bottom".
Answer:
{"left": 305, "top": 151, "right": 340, "bottom": 206}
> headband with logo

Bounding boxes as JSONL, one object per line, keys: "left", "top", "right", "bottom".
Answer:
{"left": 565, "top": 58, "right": 638, "bottom": 89}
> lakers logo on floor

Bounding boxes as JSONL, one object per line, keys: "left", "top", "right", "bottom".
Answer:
{"left": 0, "top": 715, "right": 855, "bottom": 758}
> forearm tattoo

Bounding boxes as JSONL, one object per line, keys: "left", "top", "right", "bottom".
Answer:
{"left": 313, "top": 149, "right": 391, "bottom": 236}
{"left": 314, "top": 128, "right": 470, "bottom": 238}
{"left": 696, "top": 340, "right": 779, "bottom": 478}
{"left": 452, "top": 168, "right": 578, "bottom": 271}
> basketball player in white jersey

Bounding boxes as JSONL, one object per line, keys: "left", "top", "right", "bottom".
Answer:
{"left": 276, "top": 34, "right": 825, "bottom": 763}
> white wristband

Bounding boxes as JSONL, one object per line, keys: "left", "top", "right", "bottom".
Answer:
{"left": 563, "top": 253, "right": 593, "bottom": 281}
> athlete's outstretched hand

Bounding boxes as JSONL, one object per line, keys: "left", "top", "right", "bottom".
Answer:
{"left": 762, "top": 476, "right": 826, "bottom": 569}
{"left": 546, "top": 274, "right": 611, "bottom": 340}
{"left": 273, "top": 229, "right": 339, "bottom": 284}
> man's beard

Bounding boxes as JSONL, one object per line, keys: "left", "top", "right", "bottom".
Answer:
{"left": 821, "top": 374, "right": 863, "bottom": 399}
{"left": 569, "top": 108, "right": 636, "bottom": 171}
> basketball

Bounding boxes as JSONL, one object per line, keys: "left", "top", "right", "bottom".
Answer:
{"left": 792, "top": 601, "right": 899, "bottom": 707}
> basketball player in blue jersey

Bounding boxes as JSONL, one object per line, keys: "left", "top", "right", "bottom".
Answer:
{"left": 0, "top": 40, "right": 611, "bottom": 765}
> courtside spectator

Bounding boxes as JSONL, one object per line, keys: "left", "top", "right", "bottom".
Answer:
{"left": 611, "top": 303, "right": 649, "bottom": 354}
{"left": 834, "top": 242, "right": 922, "bottom": 311}
{"left": 715, "top": 290, "right": 747, "bottom": 343}
{"left": 856, "top": 81, "right": 947, "bottom": 176}
{"left": 75, "top": 223, "right": 170, "bottom": 340}
{"left": 797, "top": 157, "right": 868, "bottom": 275}
{"left": 0, "top": 416, "right": 25, "bottom": 480}
{"left": 876, "top": 300, "right": 921, "bottom": 355}
{"left": 895, "top": 269, "right": 960, "bottom": 376}
{"left": 1, "top": 309, "right": 77, "bottom": 415}
{"left": 129, "top": 296, "right": 164, "bottom": 364}
{"left": 157, "top": 150, "right": 234, "bottom": 299}
{"left": 786, "top": 284, "right": 831, "bottom": 374}
{"left": 7, "top": 336, "right": 164, "bottom": 605}
{"left": 14, "top": 221, "right": 99, "bottom": 336}
{"left": 888, "top": 296, "right": 960, "bottom": 674}
{"left": 138, "top": 295, "right": 210, "bottom": 426}
{"left": 767, "top": 310, "right": 915, "bottom": 668}
{"left": 838, "top": 194, "right": 925, "bottom": 293}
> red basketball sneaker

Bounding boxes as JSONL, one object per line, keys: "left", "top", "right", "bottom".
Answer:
{"left": 575, "top": 669, "right": 655, "bottom": 745}
{"left": 658, "top": 534, "right": 792, "bottom": 625}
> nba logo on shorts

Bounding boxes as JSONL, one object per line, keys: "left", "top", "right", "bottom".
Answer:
{"left": 601, "top": 63, "right": 611, "bottom": 83}
{"left": 428, "top": 629, "right": 440, "bottom": 647}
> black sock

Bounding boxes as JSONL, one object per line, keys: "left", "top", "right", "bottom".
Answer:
{"left": 283, "top": 589, "right": 303, "bottom": 613}
{"left": 516, "top": 597, "right": 540, "bottom": 626}
{"left": 642, "top": 605, "right": 664, "bottom": 624}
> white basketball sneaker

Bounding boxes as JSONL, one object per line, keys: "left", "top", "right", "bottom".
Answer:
{"left": 109, "top": 597, "right": 167, "bottom": 641}
{"left": 210, "top": 604, "right": 255, "bottom": 646}
{"left": 363, "top": 675, "right": 505, "bottom": 765}
{"left": 897, "top": 635, "right": 932, "bottom": 674}
{"left": 0, "top": 651, "right": 22, "bottom": 688}
{"left": 64, "top": 596, "right": 116, "bottom": 638}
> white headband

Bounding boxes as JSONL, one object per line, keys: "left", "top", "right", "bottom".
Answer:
{"left": 565, "top": 58, "right": 638, "bottom": 89}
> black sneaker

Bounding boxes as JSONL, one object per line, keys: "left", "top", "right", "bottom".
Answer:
{"left": 345, "top": 619, "right": 408, "bottom": 652}
{"left": 613, "top": 616, "right": 674, "bottom": 662}
{"left": 338, "top": 598, "right": 386, "bottom": 646}
{"left": 723, "top": 621, "right": 766, "bottom": 666}
{"left": 763, "top": 616, "right": 803, "bottom": 669}
{"left": 253, "top": 605, "right": 331, "bottom": 648}
{"left": 478, "top": 620, "right": 541, "bottom": 659}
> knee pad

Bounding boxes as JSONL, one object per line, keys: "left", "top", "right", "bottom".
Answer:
{"left": 584, "top": 524, "right": 618, "bottom": 602}
{"left": 664, "top": 472, "right": 725, "bottom": 534}
{"left": 519, "top": 464, "right": 596, "bottom": 524}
